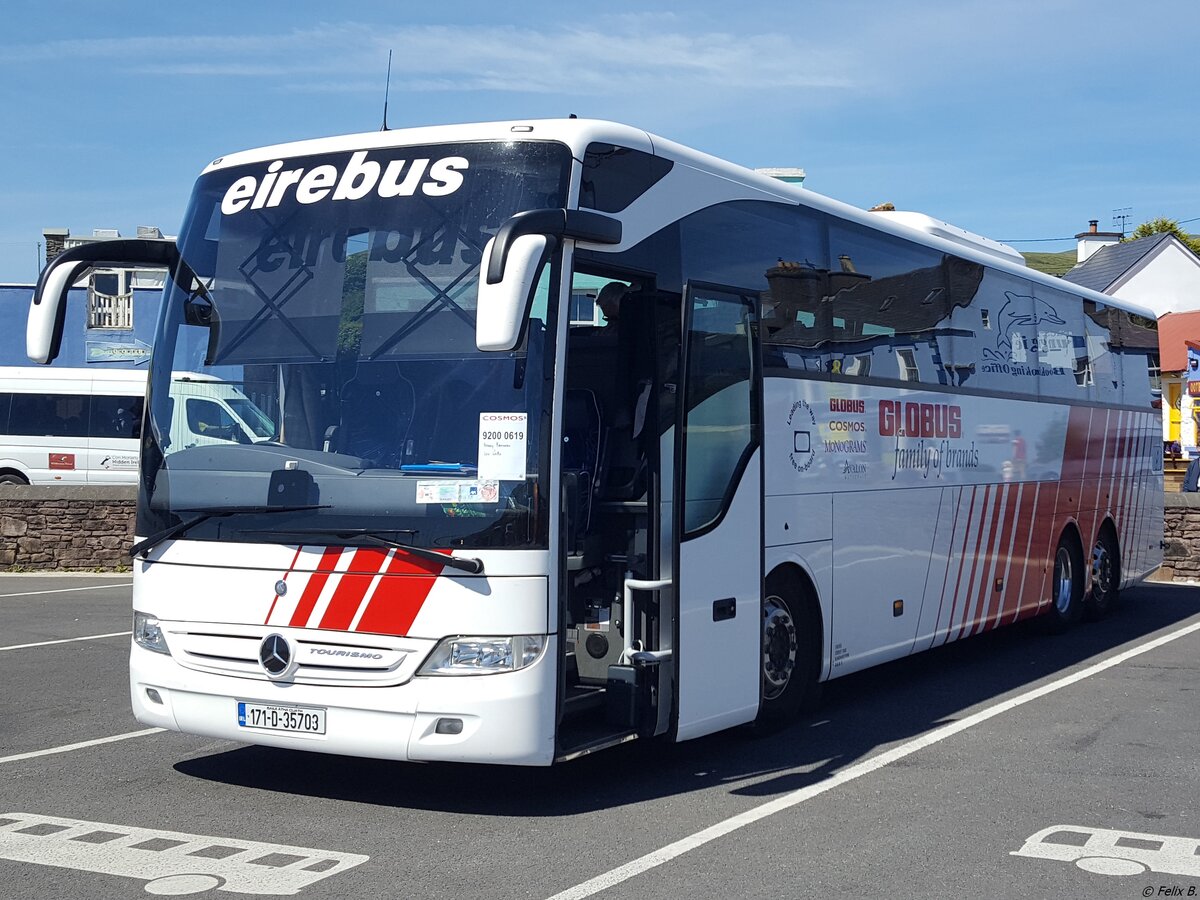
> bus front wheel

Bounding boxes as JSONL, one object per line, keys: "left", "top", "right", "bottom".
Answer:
{"left": 758, "top": 571, "right": 821, "bottom": 723}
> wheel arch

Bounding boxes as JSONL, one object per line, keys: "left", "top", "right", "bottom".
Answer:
{"left": 765, "top": 559, "right": 826, "bottom": 684}
{"left": 0, "top": 466, "right": 30, "bottom": 485}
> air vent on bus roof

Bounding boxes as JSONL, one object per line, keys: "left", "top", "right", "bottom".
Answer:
{"left": 869, "top": 210, "right": 1025, "bottom": 267}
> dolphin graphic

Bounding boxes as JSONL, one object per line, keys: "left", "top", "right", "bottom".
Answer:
{"left": 981, "top": 291, "right": 1066, "bottom": 361}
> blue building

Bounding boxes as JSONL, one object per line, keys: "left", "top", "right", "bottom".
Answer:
{"left": 0, "top": 283, "right": 161, "bottom": 370}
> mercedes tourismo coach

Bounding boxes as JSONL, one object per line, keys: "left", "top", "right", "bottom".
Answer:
{"left": 27, "top": 119, "right": 1163, "bottom": 765}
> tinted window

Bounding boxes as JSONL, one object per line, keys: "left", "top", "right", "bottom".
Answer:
{"left": 8, "top": 393, "right": 90, "bottom": 437}
{"left": 0, "top": 393, "right": 10, "bottom": 433}
{"left": 186, "top": 397, "right": 243, "bottom": 440}
{"left": 90, "top": 395, "right": 143, "bottom": 439}
{"left": 580, "top": 143, "right": 673, "bottom": 213}
{"left": 682, "top": 287, "right": 757, "bottom": 535}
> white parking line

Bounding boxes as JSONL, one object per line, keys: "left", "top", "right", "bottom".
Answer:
{"left": 547, "top": 618, "right": 1200, "bottom": 900}
{"left": 0, "top": 632, "right": 130, "bottom": 652}
{"left": 0, "top": 811, "right": 369, "bottom": 895}
{"left": 0, "top": 729, "right": 165, "bottom": 766}
{"left": 0, "top": 583, "right": 132, "bottom": 599}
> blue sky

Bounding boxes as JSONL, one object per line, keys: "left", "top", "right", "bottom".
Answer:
{"left": 2, "top": 0, "right": 1198, "bottom": 282}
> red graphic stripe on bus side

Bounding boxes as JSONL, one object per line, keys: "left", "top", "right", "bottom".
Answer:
{"left": 1009, "top": 482, "right": 1043, "bottom": 625}
{"left": 1112, "top": 412, "right": 1133, "bottom": 548}
{"left": 1101, "top": 408, "right": 1122, "bottom": 523}
{"left": 352, "top": 551, "right": 450, "bottom": 637}
{"left": 980, "top": 482, "right": 1017, "bottom": 633}
{"left": 973, "top": 483, "right": 1006, "bottom": 636}
{"left": 288, "top": 547, "right": 346, "bottom": 627}
{"left": 931, "top": 487, "right": 964, "bottom": 643}
{"left": 955, "top": 485, "right": 994, "bottom": 641}
{"left": 1026, "top": 474, "right": 1062, "bottom": 621}
{"left": 317, "top": 547, "right": 393, "bottom": 631}
{"left": 263, "top": 544, "right": 305, "bottom": 625}
{"left": 1097, "top": 410, "right": 1118, "bottom": 532}
{"left": 1080, "top": 408, "right": 1106, "bottom": 554}
{"left": 941, "top": 486, "right": 979, "bottom": 645}
{"left": 1061, "top": 407, "right": 1091, "bottom": 484}
{"left": 1130, "top": 418, "right": 1150, "bottom": 575}
{"left": 996, "top": 482, "right": 1034, "bottom": 628}
{"left": 1109, "top": 409, "right": 1128, "bottom": 540}
{"left": 964, "top": 483, "right": 1001, "bottom": 637}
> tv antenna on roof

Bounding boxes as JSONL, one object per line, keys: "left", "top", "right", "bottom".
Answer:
{"left": 381, "top": 50, "right": 393, "bottom": 131}
{"left": 1112, "top": 207, "right": 1133, "bottom": 237}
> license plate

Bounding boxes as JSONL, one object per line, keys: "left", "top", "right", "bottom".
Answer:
{"left": 237, "top": 701, "right": 326, "bottom": 735}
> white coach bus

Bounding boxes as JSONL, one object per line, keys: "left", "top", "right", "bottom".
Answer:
{"left": 27, "top": 119, "right": 1162, "bottom": 765}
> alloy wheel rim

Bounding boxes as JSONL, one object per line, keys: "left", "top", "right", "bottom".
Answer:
{"left": 1054, "top": 546, "right": 1074, "bottom": 614}
{"left": 763, "top": 596, "right": 798, "bottom": 700}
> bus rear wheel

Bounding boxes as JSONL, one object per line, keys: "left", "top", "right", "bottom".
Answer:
{"left": 1043, "top": 532, "right": 1085, "bottom": 633}
{"left": 1085, "top": 527, "right": 1120, "bottom": 620}
{"left": 0, "top": 472, "right": 28, "bottom": 486}
{"left": 758, "top": 572, "right": 821, "bottom": 723}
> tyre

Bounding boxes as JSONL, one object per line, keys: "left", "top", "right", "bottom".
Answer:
{"left": 758, "top": 571, "right": 822, "bottom": 724}
{"left": 0, "top": 472, "right": 28, "bottom": 486}
{"left": 1084, "top": 527, "right": 1121, "bottom": 620}
{"left": 1043, "top": 531, "right": 1085, "bottom": 633}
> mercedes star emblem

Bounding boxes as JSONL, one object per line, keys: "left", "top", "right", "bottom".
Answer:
{"left": 258, "top": 633, "right": 293, "bottom": 678}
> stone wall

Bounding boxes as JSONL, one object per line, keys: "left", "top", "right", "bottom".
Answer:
{"left": 0, "top": 485, "right": 136, "bottom": 571}
{"left": 0, "top": 484, "right": 1194, "bottom": 579}
{"left": 1161, "top": 492, "right": 1200, "bottom": 583}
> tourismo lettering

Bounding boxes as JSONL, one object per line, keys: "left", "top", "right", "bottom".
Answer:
{"left": 220, "top": 152, "right": 470, "bottom": 215}
{"left": 878, "top": 400, "right": 962, "bottom": 439}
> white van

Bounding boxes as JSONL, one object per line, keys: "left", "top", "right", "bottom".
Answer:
{"left": 0, "top": 367, "right": 275, "bottom": 485}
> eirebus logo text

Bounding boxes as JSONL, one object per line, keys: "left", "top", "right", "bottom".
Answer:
{"left": 220, "top": 151, "right": 469, "bottom": 216}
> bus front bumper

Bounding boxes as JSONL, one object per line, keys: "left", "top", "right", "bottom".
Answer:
{"left": 130, "top": 638, "right": 558, "bottom": 766}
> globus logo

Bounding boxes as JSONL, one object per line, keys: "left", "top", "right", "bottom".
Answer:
{"left": 220, "top": 151, "right": 470, "bottom": 215}
{"left": 878, "top": 400, "right": 962, "bottom": 439}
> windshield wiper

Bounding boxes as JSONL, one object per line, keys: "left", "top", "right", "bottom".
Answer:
{"left": 130, "top": 504, "right": 329, "bottom": 559}
{"left": 242, "top": 527, "right": 485, "bottom": 575}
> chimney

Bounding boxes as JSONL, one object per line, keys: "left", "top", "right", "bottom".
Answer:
{"left": 1075, "top": 219, "right": 1122, "bottom": 263}
{"left": 42, "top": 228, "right": 70, "bottom": 263}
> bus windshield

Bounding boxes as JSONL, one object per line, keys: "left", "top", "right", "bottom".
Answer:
{"left": 140, "top": 140, "right": 571, "bottom": 552}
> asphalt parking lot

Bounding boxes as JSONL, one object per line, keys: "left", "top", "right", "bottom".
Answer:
{"left": 1, "top": 573, "right": 1197, "bottom": 900}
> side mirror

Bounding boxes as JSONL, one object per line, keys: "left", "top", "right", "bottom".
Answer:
{"left": 476, "top": 233, "right": 551, "bottom": 352}
{"left": 27, "top": 238, "right": 181, "bottom": 364}
{"left": 474, "top": 208, "right": 623, "bottom": 353}
{"left": 27, "top": 259, "right": 92, "bottom": 364}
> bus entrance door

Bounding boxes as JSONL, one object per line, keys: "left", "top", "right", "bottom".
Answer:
{"left": 673, "top": 286, "right": 763, "bottom": 741}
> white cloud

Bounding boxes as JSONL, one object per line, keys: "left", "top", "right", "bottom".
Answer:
{"left": 4, "top": 20, "right": 857, "bottom": 98}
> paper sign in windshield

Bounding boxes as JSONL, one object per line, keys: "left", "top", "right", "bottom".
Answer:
{"left": 478, "top": 413, "right": 528, "bottom": 481}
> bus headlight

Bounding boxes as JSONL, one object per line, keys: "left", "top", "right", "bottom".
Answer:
{"left": 418, "top": 635, "right": 546, "bottom": 676}
{"left": 133, "top": 611, "right": 170, "bottom": 655}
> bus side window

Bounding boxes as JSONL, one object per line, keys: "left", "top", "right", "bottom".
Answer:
{"left": 90, "top": 395, "right": 142, "bottom": 439}
{"left": 10, "top": 393, "right": 90, "bottom": 438}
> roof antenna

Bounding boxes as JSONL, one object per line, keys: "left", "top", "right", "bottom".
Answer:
{"left": 381, "top": 50, "right": 393, "bottom": 131}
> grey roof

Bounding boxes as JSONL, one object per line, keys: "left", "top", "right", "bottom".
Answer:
{"left": 1061, "top": 232, "right": 1172, "bottom": 292}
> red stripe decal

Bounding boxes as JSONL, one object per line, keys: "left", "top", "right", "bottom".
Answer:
{"left": 1028, "top": 476, "right": 1061, "bottom": 618}
{"left": 932, "top": 487, "right": 964, "bottom": 643}
{"left": 317, "top": 547, "right": 392, "bottom": 630}
{"left": 1010, "top": 483, "right": 1043, "bottom": 624}
{"left": 288, "top": 547, "right": 346, "bottom": 627}
{"left": 993, "top": 483, "right": 1029, "bottom": 628}
{"left": 353, "top": 550, "right": 449, "bottom": 636}
{"left": 942, "top": 486, "right": 979, "bottom": 644}
{"left": 981, "top": 483, "right": 1016, "bottom": 632}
